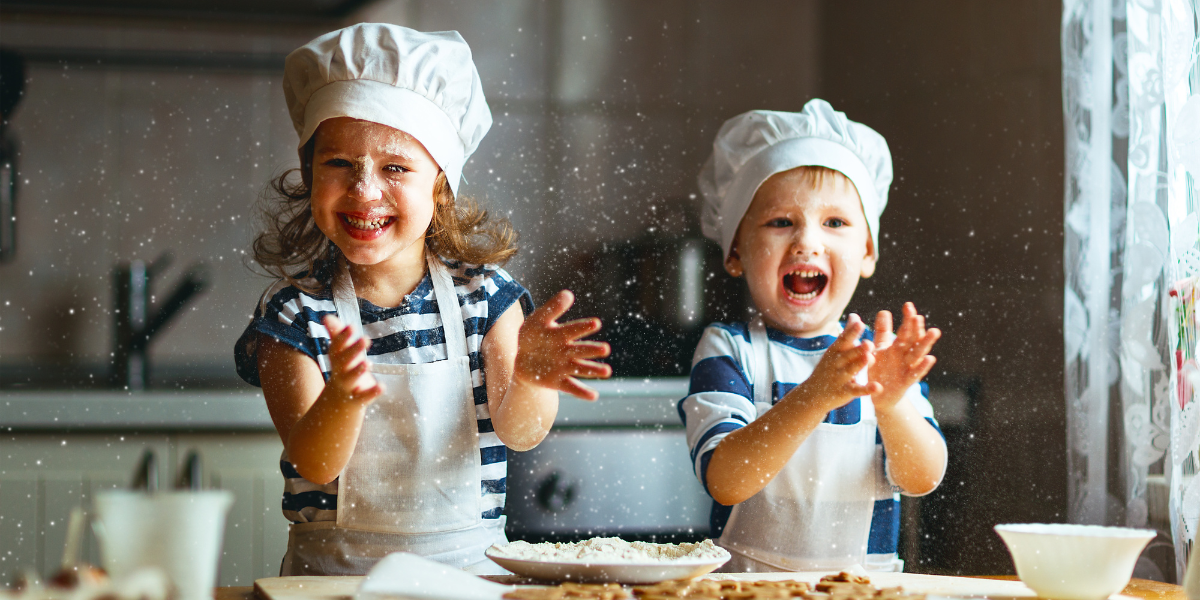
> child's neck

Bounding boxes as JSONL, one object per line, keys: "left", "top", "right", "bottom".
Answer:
{"left": 345, "top": 246, "right": 429, "bottom": 308}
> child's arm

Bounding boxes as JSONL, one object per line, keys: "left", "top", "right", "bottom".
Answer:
{"left": 870, "top": 303, "right": 947, "bottom": 495}
{"left": 482, "top": 290, "right": 612, "bottom": 451}
{"left": 259, "top": 315, "right": 384, "bottom": 484}
{"left": 705, "top": 315, "right": 881, "bottom": 506}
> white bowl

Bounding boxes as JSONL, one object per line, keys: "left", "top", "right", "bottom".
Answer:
{"left": 994, "top": 523, "right": 1154, "bottom": 600}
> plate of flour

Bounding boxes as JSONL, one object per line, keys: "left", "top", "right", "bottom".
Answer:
{"left": 485, "top": 537, "right": 730, "bottom": 584}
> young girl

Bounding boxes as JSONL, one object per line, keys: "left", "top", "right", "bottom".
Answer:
{"left": 234, "top": 24, "right": 611, "bottom": 576}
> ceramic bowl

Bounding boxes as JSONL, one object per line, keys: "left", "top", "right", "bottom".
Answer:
{"left": 994, "top": 523, "right": 1155, "bottom": 600}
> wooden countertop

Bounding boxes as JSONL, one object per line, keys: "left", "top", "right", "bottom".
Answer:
{"left": 217, "top": 575, "right": 1184, "bottom": 600}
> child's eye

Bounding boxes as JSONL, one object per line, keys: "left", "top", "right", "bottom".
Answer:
{"left": 323, "top": 158, "right": 352, "bottom": 168}
{"left": 766, "top": 218, "right": 793, "bottom": 228}
{"left": 825, "top": 217, "right": 848, "bottom": 228}
{"left": 384, "top": 164, "right": 410, "bottom": 173}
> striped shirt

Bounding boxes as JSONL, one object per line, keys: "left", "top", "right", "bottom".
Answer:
{"left": 235, "top": 256, "right": 533, "bottom": 525}
{"left": 678, "top": 321, "right": 943, "bottom": 568}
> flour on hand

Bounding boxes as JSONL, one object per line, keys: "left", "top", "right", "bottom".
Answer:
{"left": 488, "top": 537, "right": 727, "bottom": 563}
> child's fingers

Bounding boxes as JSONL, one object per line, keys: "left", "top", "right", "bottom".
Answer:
{"left": 529, "top": 290, "right": 575, "bottom": 326}
{"left": 904, "top": 329, "right": 941, "bottom": 370}
{"left": 566, "top": 340, "right": 611, "bottom": 359}
{"left": 349, "top": 381, "right": 385, "bottom": 404}
{"left": 874, "top": 311, "right": 894, "bottom": 347}
{"left": 845, "top": 380, "right": 883, "bottom": 398}
{"left": 571, "top": 358, "right": 613, "bottom": 379}
{"left": 560, "top": 376, "right": 600, "bottom": 401}
{"left": 910, "top": 355, "right": 937, "bottom": 381}
{"left": 831, "top": 314, "right": 866, "bottom": 351}
{"left": 558, "top": 317, "right": 603, "bottom": 340}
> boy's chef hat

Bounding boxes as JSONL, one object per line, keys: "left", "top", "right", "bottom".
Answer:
{"left": 698, "top": 99, "right": 892, "bottom": 259}
{"left": 283, "top": 23, "right": 492, "bottom": 197}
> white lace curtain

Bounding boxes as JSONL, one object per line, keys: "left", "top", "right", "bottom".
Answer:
{"left": 1063, "top": 0, "right": 1200, "bottom": 581}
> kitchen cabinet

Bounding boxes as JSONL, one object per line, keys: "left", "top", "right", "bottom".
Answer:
{"left": 0, "top": 431, "right": 287, "bottom": 587}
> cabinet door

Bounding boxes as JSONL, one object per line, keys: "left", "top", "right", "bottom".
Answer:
{"left": 172, "top": 433, "right": 286, "bottom": 585}
{"left": 0, "top": 433, "right": 171, "bottom": 586}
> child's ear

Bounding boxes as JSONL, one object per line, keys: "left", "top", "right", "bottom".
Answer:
{"left": 724, "top": 242, "right": 744, "bottom": 278}
{"left": 860, "top": 237, "right": 877, "bottom": 279}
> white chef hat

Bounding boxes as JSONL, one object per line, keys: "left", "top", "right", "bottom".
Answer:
{"left": 283, "top": 23, "right": 492, "bottom": 197}
{"left": 698, "top": 99, "right": 893, "bottom": 259}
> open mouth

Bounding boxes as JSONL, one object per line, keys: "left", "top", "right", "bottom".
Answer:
{"left": 340, "top": 214, "right": 395, "bottom": 231}
{"left": 783, "top": 269, "right": 828, "bottom": 301}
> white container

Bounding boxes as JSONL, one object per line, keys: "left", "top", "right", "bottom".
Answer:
{"left": 94, "top": 490, "right": 234, "bottom": 600}
{"left": 994, "top": 523, "right": 1154, "bottom": 600}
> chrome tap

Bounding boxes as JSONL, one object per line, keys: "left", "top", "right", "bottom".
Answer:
{"left": 111, "top": 252, "right": 210, "bottom": 390}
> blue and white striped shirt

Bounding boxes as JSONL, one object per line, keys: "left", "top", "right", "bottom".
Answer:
{"left": 235, "top": 257, "right": 533, "bottom": 525}
{"left": 678, "top": 321, "right": 943, "bottom": 567}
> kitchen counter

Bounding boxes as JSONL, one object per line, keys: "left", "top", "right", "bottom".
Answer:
{"left": 214, "top": 576, "right": 1186, "bottom": 600}
{"left": 0, "top": 377, "right": 690, "bottom": 431}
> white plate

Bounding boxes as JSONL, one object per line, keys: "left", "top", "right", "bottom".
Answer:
{"left": 484, "top": 547, "right": 730, "bottom": 584}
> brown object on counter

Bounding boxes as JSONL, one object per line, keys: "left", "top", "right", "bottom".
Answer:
{"left": 504, "top": 582, "right": 630, "bottom": 600}
{"left": 506, "top": 573, "right": 920, "bottom": 600}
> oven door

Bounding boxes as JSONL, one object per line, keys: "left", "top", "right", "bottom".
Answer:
{"left": 505, "top": 428, "right": 712, "bottom": 542}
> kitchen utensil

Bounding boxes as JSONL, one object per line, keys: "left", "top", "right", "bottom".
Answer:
{"left": 994, "top": 523, "right": 1154, "bottom": 600}
{"left": 130, "top": 449, "right": 158, "bottom": 491}
{"left": 483, "top": 547, "right": 729, "bottom": 584}
{"left": 93, "top": 489, "right": 233, "bottom": 600}
{"left": 175, "top": 450, "right": 202, "bottom": 490}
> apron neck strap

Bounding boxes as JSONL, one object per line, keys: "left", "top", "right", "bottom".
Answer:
{"left": 426, "top": 254, "right": 469, "bottom": 359}
{"left": 331, "top": 254, "right": 469, "bottom": 360}
{"left": 332, "top": 262, "right": 365, "bottom": 340}
{"left": 748, "top": 316, "right": 773, "bottom": 407}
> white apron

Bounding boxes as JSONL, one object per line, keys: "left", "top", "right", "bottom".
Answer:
{"left": 716, "top": 317, "right": 885, "bottom": 573}
{"left": 280, "top": 255, "right": 508, "bottom": 576}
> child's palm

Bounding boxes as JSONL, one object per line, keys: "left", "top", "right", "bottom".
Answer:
{"left": 870, "top": 303, "right": 939, "bottom": 409}
{"left": 322, "top": 315, "right": 383, "bottom": 404}
{"left": 515, "top": 290, "right": 611, "bottom": 400}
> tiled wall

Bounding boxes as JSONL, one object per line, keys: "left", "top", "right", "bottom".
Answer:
{"left": 0, "top": 1, "right": 821, "bottom": 372}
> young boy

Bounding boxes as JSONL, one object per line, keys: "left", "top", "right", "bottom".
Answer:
{"left": 681, "top": 99, "right": 947, "bottom": 573}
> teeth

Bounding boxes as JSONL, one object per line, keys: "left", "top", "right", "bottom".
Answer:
{"left": 786, "top": 289, "right": 818, "bottom": 300}
{"left": 344, "top": 215, "right": 391, "bottom": 230}
{"left": 788, "top": 269, "right": 822, "bottom": 278}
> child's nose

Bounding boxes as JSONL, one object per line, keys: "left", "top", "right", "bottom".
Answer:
{"left": 792, "top": 225, "right": 823, "bottom": 257}
{"left": 350, "top": 171, "right": 383, "bottom": 202}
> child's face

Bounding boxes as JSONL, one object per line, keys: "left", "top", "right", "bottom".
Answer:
{"left": 726, "top": 168, "right": 876, "bottom": 338}
{"left": 310, "top": 117, "right": 441, "bottom": 269}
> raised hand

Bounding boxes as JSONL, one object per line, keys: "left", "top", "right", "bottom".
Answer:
{"left": 799, "top": 313, "right": 882, "bottom": 410}
{"left": 869, "top": 302, "right": 940, "bottom": 410}
{"left": 513, "top": 290, "right": 612, "bottom": 401}
{"left": 321, "top": 314, "right": 384, "bottom": 405}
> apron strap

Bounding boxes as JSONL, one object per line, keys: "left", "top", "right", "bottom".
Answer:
{"left": 332, "top": 261, "right": 365, "bottom": 340}
{"left": 748, "top": 316, "right": 773, "bottom": 407}
{"left": 331, "top": 254, "right": 468, "bottom": 360}
{"left": 427, "top": 255, "right": 469, "bottom": 360}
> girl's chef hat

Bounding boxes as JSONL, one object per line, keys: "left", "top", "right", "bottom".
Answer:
{"left": 283, "top": 23, "right": 492, "bottom": 197}
{"left": 699, "top": 99, "right": 892, "bottom": 259}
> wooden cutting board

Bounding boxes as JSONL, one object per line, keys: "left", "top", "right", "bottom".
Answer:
{"left": 254, "top": 573, "right": 1140, "bottom": 600}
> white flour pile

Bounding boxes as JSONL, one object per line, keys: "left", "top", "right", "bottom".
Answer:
{"left": 488, "top": 537, "right": 727, "bottom": 563}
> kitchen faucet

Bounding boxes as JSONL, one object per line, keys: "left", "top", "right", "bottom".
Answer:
{"left": 111, "top": 252, "right": 210, "bottom": 390}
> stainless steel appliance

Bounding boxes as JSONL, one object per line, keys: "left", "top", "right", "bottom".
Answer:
{"left": 505, "top": 378, "right": 711, "bottom": 542}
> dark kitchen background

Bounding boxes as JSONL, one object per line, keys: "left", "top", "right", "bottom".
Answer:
{"left": 0, "top": 1, "right": 1069, "bottom": 577}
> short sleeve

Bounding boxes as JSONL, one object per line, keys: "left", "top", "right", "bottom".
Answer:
{"left": 678, "top": 324, "right": 757, "bottom": 498}
{"left": 474, "top": 264, "right": 533, "bottom": 336}
{"left": 233, "top": 281, "right": 335, "bottom": 387}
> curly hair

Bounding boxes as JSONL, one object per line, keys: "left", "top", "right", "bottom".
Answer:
{"left": 251, "top": 138, "right": 518, "bottom": 293}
